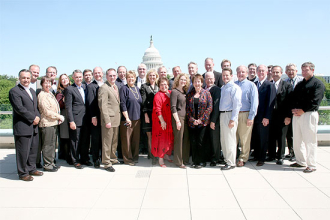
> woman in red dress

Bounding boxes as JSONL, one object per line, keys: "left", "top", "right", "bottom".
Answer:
{"left": 151, "top": 77, "right": 174, "bottom": 167}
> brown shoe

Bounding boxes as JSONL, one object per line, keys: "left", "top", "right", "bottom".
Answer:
{"left": 256, "top": 161, "right": 264, "bottom": 166}
{"left": 29, "top": 170, "right": 44, "bottom": 176}
{"left": 237, "top": 160, "right": 245, "bottom": 167}
{"left": 19, "top": 175, "right": 34, "bottom": 181}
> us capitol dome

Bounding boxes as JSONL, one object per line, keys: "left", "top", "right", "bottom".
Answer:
{"left": 142, "top": 35, "right": 163, "bottom": 71}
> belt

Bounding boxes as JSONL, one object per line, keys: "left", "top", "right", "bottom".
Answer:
{"left": 239, "top": 111, "right": 249, "bottom": 113}
{"left": 220, "top": 110, "right": 232, "bottom": 113}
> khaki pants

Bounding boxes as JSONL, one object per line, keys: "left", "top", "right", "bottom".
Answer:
{"left": 293, "top": 111, "right": 318, "bottom": 168}
{"left": 220, "top": 112, "right": 238, "bottom": 166}
{"left": 236, "top": 112, "right": 253, "bottom": 162}
{"left": 101, "top": 125, "right": 119, "bottom": 168}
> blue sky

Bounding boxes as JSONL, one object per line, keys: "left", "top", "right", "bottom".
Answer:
{"left": 0, "top": 0, "right": 329, "bottom": 77}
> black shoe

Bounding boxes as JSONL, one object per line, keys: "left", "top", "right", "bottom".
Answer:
{"left": 82, "top": 161, "right": 93, "bottom": 166}
{"left": 67, "top": 160, "right": 73, "bottom": 165}
{"left": 54, "top": 165, "right": 61, "bottom": 169}
{"left": 74, "top": 163, "right": 84, "bottom": 169}
{"left": 276, "top": 159, "right": 284, "bottom": 165}
{"left": 256, "top": 161, "right": 265, "bottom": 166}
{"left": 43, "top": 167, "right": 58, "bottom": 172}
{"left": 105, "top": 166, "right": 115, "bottom": 172}
{"left": 201, "top": 162, "right": 206, "bottom": 167}
{"left": 221, "top": 164, "right": 235, "bottom": 170}
{"left": 36, "top": 163, "right": 42, "bottom": 168}
{"left": 210, "top": 161, "right": 217, "bottom": 167}
{"left": 285, "top": 154, "right": 292, "bottom": 159}
{"left": 184, "top": 162, "right": 191, "bottom": 166}
{"left": 265, "top": 157, "right": 275, "bottom": 162}
{"left": 289, "top": 156, "right": 296, "bottom": 162}
{"left": 194, "top": 164, "right": 202, "bottom": 169}
{"left": 217, "top": 160, "right": 226, "bottom": 165}
{"left": 94, "top": 160, "right": 100, "bottom": 168}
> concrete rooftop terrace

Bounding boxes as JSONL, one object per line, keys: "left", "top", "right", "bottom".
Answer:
{"left": 1, "top": 147, "right": 330, "bottom": 220}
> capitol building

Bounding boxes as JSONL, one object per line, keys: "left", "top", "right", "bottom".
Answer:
{"left": 142, "top": 36, "right": 163, "bottom": 71}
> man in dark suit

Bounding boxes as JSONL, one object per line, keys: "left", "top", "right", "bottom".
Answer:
{"left": 203, "top": 58, "right": 224, "bottom": 87}
{"left": 86, "top": 67, "right": 104, "bottom": 168}
{"left": 115, "top": 66, "right": 127, "bottom": 91}
{"left": 204, "top": 71, "right": 221, "bottom": 166}
{"left": 135, "top": 63, "right": 147, "bottom": 89}
{"left": 267, "top": 66, "right": 293, "bottom": 165}
{"left": 251, "top": 65, "right": 276, "bottom": 166}
{"left": 83, "top": 69, "right": 93, "bottom": 85}
{"left": 9, "top": 69, "right": 43, "bottom": 181}
{"left": 65, "top": 69, "right": 90, "bottom": 169}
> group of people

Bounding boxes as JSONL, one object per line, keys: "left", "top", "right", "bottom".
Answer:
{"left": 9, "top": 58, "right": 325, "bottom": 181}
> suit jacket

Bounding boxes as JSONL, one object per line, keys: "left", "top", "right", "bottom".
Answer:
{"left": 115, "top": 78, "right": 126, "bottom": 91}
{"left": 9, "top": 84, "right": 40, "bottom": 136}
{"left": 64, "top": 83, "right": 86, "bottom": 126}
{"left": 98, "top": 81, "right": 121, "bottom": 127}
{"left": 86, "top": 80, "right": 101, "bottom": 123}
{"left": 208, "top": 85, "right": 221, "bottom": 124}
{"left": 203, "top": 70, "right": 224, "bottom": 88}
{"left": 141, "top": 83, "right": 159, "bottom": 114}
{"left": 273, "top": 80, "right": 293, "bottom": 120}
{"left": 254, "top": 80, "right": 276, "bottom": 123}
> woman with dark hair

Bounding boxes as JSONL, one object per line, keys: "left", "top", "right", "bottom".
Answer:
{"left": 151, "top": 77, "right": 174, "bottom": 167}
{"left": 186, "top": 74, "right": 213, "bottom": 169}
{"left": 55, "top": 74, "right": 72, "bottom": 164}
{"left": 171, "top": 73, "right": 190, "bottom": 168}
{"left": 140, "top": 69, "right": 159, "bottom": 164}
{"left": 119, "top": 70, "right": 142, "bottom": 166}
{"left": 38, "top": 76, "right": 64, "bottom": 172}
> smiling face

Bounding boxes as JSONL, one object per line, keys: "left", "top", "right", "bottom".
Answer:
{"left": 257, "top": 65, "right": 267, "bottom": 81}
{"left": 138, "top": 64, "right": 146, "bottom": 78}
{"left": 205, "top": 59, "right": 214, "bottom": 72}
{"left": 248, "top": 66, "right": 257, "bottom": 79}
{"left": 19, "top": 71, "right": 31, "bottom": 87}
{"left": 29, "top": 66, "right": 39, "bottom": 82}
{"left": 106, "top": 70, "right": 117, "bottom": 85}
{"left": 237, "top": 66, "right": 248, "bottom": 82}
{"left": 188, "top": 64, "right": 198, "bottom": 77}
{"left": 127, "top": 74, "right": 136, "bottom": 87}
{"left": 205, "top": 72, "right": 215, "bottom": 87}
{"left": 42, "top": 79, "right": 51, "bottom": 92}
{"left": 221, "top": 61, "right": 231, "bottom": 69}
{"left": 60, "top": 75, "right": 70, "bottom": 88}
{"left": 172, "top": 67, "right": 181, "bottom": 78}
{"left": 159, "top": 79, "right": 169, "bottom": 92}
{"left": 93, "top": 67, "right": 103, "bottom": 81}
{"left": 271, "top": 67, "right": 282, "bottom": 82}
{"left": 179, "top": 75, "right": 187, "bottom": 88}
{"left": 286, "top": 65, "right": 297, "bottom": 79}
{"left": 46, "top": 67, "right": 57, "bottom": 81}
{"left": 83, "top": 71, "right": 92, "bottom": 84}
{"left": 118, "top": 67, "right": 126, "bottom": 80}
{"left": 148, "top": 72, "right": 157, "bottom": 84}
{"left": 158, "top": 67, "right": 167, "bottom": 78}
{"left": 193, "top": 78, "right": 202, "bottom": 90}
{"left": 301, "top": 66, "right": 314, "bottom": 80}
{"left": 73, "top": 72, "right": 83, "bottom": 86}
{"left": 222, "top": 70, "right": 232, "bottom": 84}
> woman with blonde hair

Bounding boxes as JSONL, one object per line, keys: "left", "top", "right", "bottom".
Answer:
{"left": 119, "top": 70, "right": 142, "bottom": 166}
{"left": 140, "top": 69, "right": 159, "bottom": 165}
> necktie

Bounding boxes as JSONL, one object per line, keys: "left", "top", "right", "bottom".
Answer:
{"left": 257, "top": 82, "right": 261, "bottom": 89}
{"left": 290, "top": 79, "right": 294, "bottom": 86}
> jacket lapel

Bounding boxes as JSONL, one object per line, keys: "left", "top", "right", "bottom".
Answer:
{"left": 73, "top": 84, "right": 84, "bottom": 103}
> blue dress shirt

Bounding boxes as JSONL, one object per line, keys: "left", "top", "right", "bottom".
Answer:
{"left": 235, "top": 79, "right": 259, "bottom": 120}
{"left": 219, "top": 81, "right": 242, "bottom": 122}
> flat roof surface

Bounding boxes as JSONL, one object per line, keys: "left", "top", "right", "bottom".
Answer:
{"left": 1, "top": 147, "right": 330, "bottom": 220}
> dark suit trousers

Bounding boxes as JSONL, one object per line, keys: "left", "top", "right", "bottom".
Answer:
{"left": 210, "top": 120, "right": 221, "bottom": 162}
{"left": 172, "top": 117, "right": 190, "bottom": 166}
{"left": 189, "top": 126, "right": 206, "bottom": 165}
{"left": 269, "top": 118, "right": 289, "bottom": 160}
{"left": 252, "top": 122, "right": 270, "bottom": 162}
{"left": 91, "top": 124, "right": 102, "bottom": 162}
{"left": 286, "top": 122, "right": 294, "bottom": 155}
{"left": 14, "top": 134, "right": 38, "bottom": 177}
{"left": 69, "top": 126, "right": 89, "bottom": 164}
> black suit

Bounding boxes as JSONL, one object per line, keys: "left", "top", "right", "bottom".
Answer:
{"left": 252, "top": 80, "right": 276, "bottom": 162}
{"left": 9, "top": 84, "right": 40, "bottom": 178}
{"left": 115, "top": 78, "right": 126, "bottom": 91}
{"left": 268, "top": 80, "right": 293, "bottom": 159}
{"left": 204, "top": 85, "right": 221, "bottom": 162}
{"left": 64, "top": 83, "right": 89, "bottom": 164}
{"left": 86, "top": 80, "right": 102, "bottom": 163}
